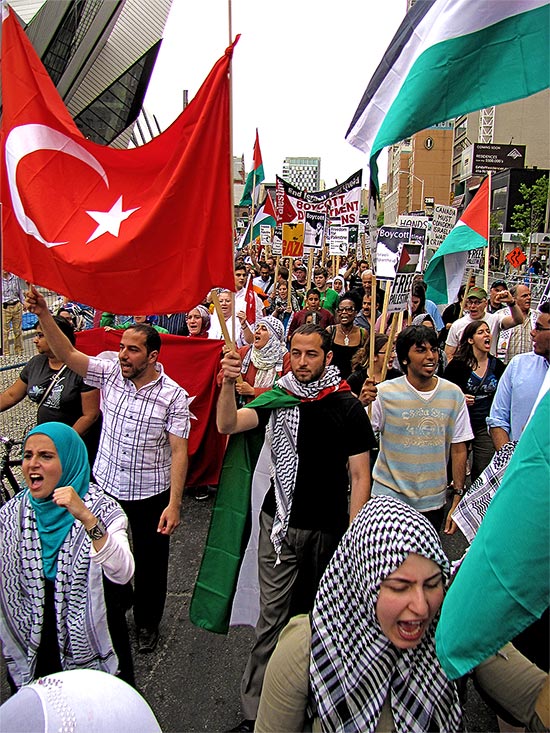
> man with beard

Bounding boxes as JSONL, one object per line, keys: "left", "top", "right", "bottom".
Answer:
{"left": 25, "top": 286, "right": 190, "bottom": 655}
{"left": 218, "top": 324, "right": 375, "bottom": 731}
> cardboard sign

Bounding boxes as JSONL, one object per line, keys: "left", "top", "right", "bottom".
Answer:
{"left": 376, "top": 226, "right": 409, "bottom": 280}
{"left": 260, "top": 224, "right": 272, "bottom": 246}
{"left": 388, "top": 272, "right": 416, "bottom": 313}
{"left": 329, "top": 226, "right": 349, "bottom": 256}
{"left": 282, "top": 222, "right": 304, "bottom": 257}
{"left": 304, "top": 212, "right": 326, "bottom": 250}
{"left": 431, "top": 205, "right": 457, "bottom": 250}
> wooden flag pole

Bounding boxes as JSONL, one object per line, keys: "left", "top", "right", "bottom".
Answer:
{"left": 274, "top": 256, "right": 280, "bottom": 289}
{"left": 459, "top": 269, "right": 473, "bottom": 317}
{"left": 306, "top": 249, "right": 315, "bottom": 290}
{"left": 380, "top": 280, "right": 392, "bottom": 334}
{"left": 380, "top": 312, "right": 399, "bottom": 382}
{"left": 483, "top": 172, "right": 492, "bottom": 292}
{"left": 287, "top": 258, "right": 294, "bottom": 310}
{"left": 367, "top": 274, "right": 378, "bottom": 418}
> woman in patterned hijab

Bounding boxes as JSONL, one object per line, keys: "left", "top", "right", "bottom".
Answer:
{"left": 0, "top": 423, "right": 134, "bottom": 691}
{"left": 256, "top": 496, "right": 462, "bottom": 732}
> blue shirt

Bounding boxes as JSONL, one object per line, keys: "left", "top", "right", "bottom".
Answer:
{"left": 425, "top": 299, "right": 444, "bottom": 330}
{"left": 487, "top": 352, "right": 549, "bottom": 440}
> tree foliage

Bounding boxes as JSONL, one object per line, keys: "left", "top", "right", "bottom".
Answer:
{"left": 510, "top": 176, "right": 549, "bottom": 248}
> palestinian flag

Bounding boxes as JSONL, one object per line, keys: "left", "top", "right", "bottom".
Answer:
{"left": 238, "top": 193, "right": 277, "bottom": 249}
{"left": 346, "top": 0, "right": 549, "bottom": 193}
{"left": 424, "top": 177, "right": 488, "bottom": 304}
{"left": 239, "top": 129, "right": 264, "bottom": 206}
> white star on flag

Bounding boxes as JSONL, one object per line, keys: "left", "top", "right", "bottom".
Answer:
{"left": 86, "top": 195, "right": 140, "bottom": 243}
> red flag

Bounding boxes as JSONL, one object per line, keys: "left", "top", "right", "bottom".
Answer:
{"left": 75, "top": 330, "right": 226, "bottom": 487}
{"left": 244, "top": 275, "right": 256, "bottom": 324}
{"left": 0, "top": 7, "right": 237, "bottom": 313}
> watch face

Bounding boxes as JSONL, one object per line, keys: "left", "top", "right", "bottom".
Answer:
{"left": 87, "top": 519, "right": 106, "bottom": 540}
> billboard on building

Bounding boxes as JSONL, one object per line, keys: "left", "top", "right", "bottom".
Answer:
{"left": 473, "top": 144, "right": 526, "bottom": 175}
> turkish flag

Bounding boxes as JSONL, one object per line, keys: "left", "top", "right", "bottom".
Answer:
{"left": 75, "top": 329, "right": 226, "bottom": 488}
{"left": 244, "top": 275, "right": 256, "bottom": 324}
{"left": 0, "top": 7, "right": 237, "bottom": 314}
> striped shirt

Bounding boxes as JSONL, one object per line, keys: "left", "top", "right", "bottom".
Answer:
{"left": 85, "top": 357, "right": 190, "bottom": 501}
{"left": 2, "top": 273, "right": 23, "bottom": 304}
{"left": 371, "top": 376, "right": 473, "bottom": 512}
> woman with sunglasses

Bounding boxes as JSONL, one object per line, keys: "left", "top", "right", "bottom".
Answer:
{"left": 325, "top": 292, "right": 368, "bottom": 380}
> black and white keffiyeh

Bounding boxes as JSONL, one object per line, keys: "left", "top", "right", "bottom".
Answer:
{"left": 266, "top": 365, "right": 342, "bottom": 562}
{"left": 310, "top": 495, "right": 462, "bottom": 733}
{"left": 0, "top": 484, "right": 123, "bottom": 687}
{"left": 452, "top": 441, "right": 517, "bottom": 544}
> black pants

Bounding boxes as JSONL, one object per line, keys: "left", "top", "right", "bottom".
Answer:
{"left": 117, "top": 490, "right": 170, "bottom": 630}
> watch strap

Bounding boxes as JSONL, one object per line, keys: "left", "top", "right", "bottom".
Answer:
{"left": 86, "top": 518, "right": 107, "bottom": 540}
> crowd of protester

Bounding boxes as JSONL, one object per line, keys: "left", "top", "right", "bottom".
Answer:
{"left": 0, "top": 250, "right": 548, "bottom": 733}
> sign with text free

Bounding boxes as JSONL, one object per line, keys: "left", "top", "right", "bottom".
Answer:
{"left": 388, "top": 272, "right": 416, "bottom": 313}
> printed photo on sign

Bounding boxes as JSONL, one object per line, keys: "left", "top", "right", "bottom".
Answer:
{"left": 329, "top": 226, "right": 349, "bottom": 256}
{"left": 304, "top": 212, "right": 326, "bottom": 250}
{"left": 397, "top": 228, "right": 425, "bottom": 274}
{"left": 376, "top": 226, "right": 409, "bottom": 280}
{"left": 282, "top": 222, "right": 304, "bottom": 258}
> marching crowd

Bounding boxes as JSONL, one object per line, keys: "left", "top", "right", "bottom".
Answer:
{"left": 0, "top": 252, "right": 548, "bottom": 732}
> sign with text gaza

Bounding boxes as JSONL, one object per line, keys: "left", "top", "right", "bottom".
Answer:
{"left": 275, "top": 171, "right": 362, "bottom": 226}
{"left": 281, "top": 222, "right": 304, "bottom": 257}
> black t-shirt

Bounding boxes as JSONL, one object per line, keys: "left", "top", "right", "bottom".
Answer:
{"left": 255, "top": 390, "right": 376, "bottom": 534}
{"left": 20, "top": 354, "right": 94, "bottom": 426}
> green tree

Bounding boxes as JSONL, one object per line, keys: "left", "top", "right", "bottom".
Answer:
{"left": 510, "top": 176, "right": 549, "bottom": 248}
{"left": 377, "top": 210, "right": 384, "bottom": 227}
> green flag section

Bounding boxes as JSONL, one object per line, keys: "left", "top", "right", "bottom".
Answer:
{"left": 346, "top": 0, "right": 549, "bottom": 194}
{"left": 435, "top": 390, "right": 550, "bottom": 679}
{"left": 190, "top": 387, "right": 299, "bottom": 634}
{"left": 424, "top": 177, "right": 488, "bottom": 305}
{"left": 237, "top": 193, "right": 277, "bottom": 250}
{"left": 239, "top": 129, "right": 264, "bottom": 206}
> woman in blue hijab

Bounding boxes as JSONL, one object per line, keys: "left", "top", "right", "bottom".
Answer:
{"left": 0, "top": 423, "right": 135, "bottom": 691}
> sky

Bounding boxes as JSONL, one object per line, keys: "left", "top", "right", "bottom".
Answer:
{"left": 144, "top": 0, "right": 407, "bottom": 189}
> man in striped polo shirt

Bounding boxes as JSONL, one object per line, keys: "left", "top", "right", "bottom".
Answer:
{"left": 370, "top": 325, "right": 473, "bottom": 534}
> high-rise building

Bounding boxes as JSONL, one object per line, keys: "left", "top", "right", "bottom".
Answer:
{"left": 384, "top": 123, "right": 454, "bottom": 224}
{"left": 5, "top": 0, "right": 173, "bottom": 148}
{"left": 282, "top": 156, "right": 321, "bottom": 192}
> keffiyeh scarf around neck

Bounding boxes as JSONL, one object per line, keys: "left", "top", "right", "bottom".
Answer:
{"left": 310, "top": 496, "right": 462, "bottom": 733}
{"left": 265, "top": 365, "right": 345, "bottom": 562}
{"left": 0, "top": 484, "right": 123, "bottom": 687}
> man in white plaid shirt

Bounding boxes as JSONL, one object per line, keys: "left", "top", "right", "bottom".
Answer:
{"left": 26, "top": 286, "right": 190, "bottom": 654}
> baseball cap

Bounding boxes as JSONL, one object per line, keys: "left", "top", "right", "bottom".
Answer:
{"left": 490, "top": 279, "right": 508, "bottom": 289}
{"left": 466, "top": 286, "right": 488, "bottom": 300}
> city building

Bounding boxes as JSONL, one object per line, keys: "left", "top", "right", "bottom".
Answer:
{"left": 6, "top": 0, "right": 173, "bottom": 149}
{"left": 282, "top": 156, "right": 321, "bottom": 192}
{"left": 384, "top": 122, "right": 454, "bottom": 224}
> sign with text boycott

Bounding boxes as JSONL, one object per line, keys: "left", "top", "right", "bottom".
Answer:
{"left": 431, "top": 205, "right": 457, "bottom": 250}
{"left": 281, "top": 222, "right": 304, "bottom": 257}
{"left": 276, "top": 170, "right": 362, "bottom": 226}
{"left": 304, "top": 212, "right": 326, "bottom": 249}
{"left": 376, "top": 226, "right": 409, "bottom": 280}
{"left": 388, "top": 272, "right": 416, "bottom": 313}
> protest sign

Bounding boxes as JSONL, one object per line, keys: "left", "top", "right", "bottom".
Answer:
{"left": 282, "top": 222, "right": 304, "bottom": 257}
{"left": 431, "top": 205, "right": 457, "bottom": 250}
{"left": 272, "top": 225, "right": 282, "bottom": 255}
{"left": 398, "top": 214, "right": 430, "bottom": 230}
{"left": 329, "top": 226, "right": 349, "bottom": 256}
{"left": 260, "top": 224, "right": 272, "bottom": 246}
{"left": 276, "top": 170, "right": 362, "bottom": 225}
{"left": 376, "top": 225, "right": 409, "bottom": 280}
{"left": 388, "top": 272, "right": 416, "bottom": 313}
{"left": 304, "top": 212, "right": 326, "bottom": 249}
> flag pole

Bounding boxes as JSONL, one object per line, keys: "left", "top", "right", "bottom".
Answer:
{"left": 483, "top": 172, "right": 491, "bottom": 292}
{"left": 227, "top": 0, "right": 236, "bottom": 343}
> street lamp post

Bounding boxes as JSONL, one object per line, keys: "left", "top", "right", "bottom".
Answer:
{"left": 398, "top": 170, "right": 425, "bottom": 213}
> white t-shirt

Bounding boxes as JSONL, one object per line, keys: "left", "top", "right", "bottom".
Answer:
{"left": 446, "top": 309, "right": 510, "bottom": 354}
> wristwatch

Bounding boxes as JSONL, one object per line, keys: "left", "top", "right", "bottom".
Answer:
{"left": 451, "top": 488, "right": 465, "bottom": 497}
{"left": 86, "top": 518, "right": 107, "bottom": 541}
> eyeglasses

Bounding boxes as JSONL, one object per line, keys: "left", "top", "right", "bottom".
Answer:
{"left": 533, "top": 323, "right": 550, "bottom": 331}
{"left": 337, "top": 306, "right": 356, "bottom": 313}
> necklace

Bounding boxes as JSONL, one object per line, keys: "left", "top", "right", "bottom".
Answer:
{"left": 340, "top": 324, "right": 353, "bottom": 346}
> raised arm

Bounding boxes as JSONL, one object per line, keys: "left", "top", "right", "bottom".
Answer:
{"left": 25, "top": 286, "right": 90, "bottom": 377}
{"left": 496, "top": 290, "right": 524, "bottom": 329}
{"left": 217, "top": 350, "right": 260, "bottom": 434}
